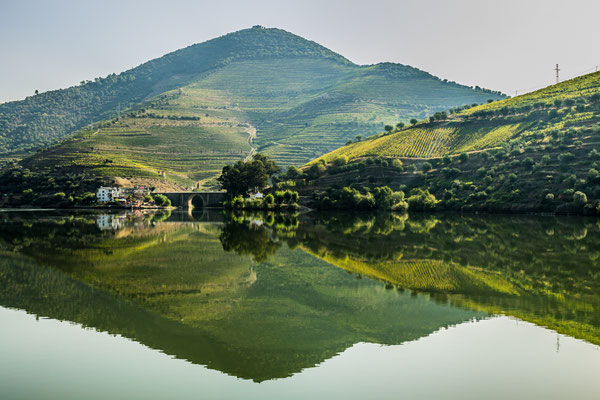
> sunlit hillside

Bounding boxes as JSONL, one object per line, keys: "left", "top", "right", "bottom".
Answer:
{"left": 315, "top": 71, "right": 600, "bottom": 163}
{"left": 303, "top": 72, "right": 600, "bottom": 213}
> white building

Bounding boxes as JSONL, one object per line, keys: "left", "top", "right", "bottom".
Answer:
{"left": 249, "top": 192, "right": 264, "bottom": 199}
{"left": 96, "top": 187, "right": 123, "bottom": 202}
{"left": 96, "top": 214, "right": 126, "bottom": 230}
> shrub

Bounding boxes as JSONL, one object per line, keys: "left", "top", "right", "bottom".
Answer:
{"left": 422, "top": 162, "right": 432, "bottom": 172}
{"left": 407, "top": 189, "right": 439, "bottom": 211}
{"left": 154, "top": 194, "right": 171, "bottom": 207}
{"left": 274, "top": 191, "right": 285, "bottom": 204}
{"left": 587, "top": 169, "right": 600, "bottom": 184}
{"left": 558, "top": 152, "right": 575, "bottom": 164}
{"left": 573, "top": 191, "right": 588, "bottom": 206}
{"left": 263, "top": 193, "right": 275, "bottom": 205}
{"left": 307, "top": 162, "right": 327, "bottom": 179}
{"left": 333, "top": 155, "right": 349, "bottom": 166}
{"left": 523, "top": 157, "right": 535, "bottom": 169}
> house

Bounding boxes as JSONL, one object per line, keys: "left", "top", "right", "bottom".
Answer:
{"left": 249, "top": 192, "right": 264, "bottom": 199}
{"left": 96, "top": 187, "right": 123, "bottom": 202}
{"left": 96, "top": 214, "right": 125, "bottom": 230}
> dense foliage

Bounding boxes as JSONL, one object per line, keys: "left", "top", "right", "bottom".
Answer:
{"left": 217, "top": 154, "right": 281, "bottom": 196}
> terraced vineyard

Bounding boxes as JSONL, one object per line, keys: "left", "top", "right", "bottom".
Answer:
{"left": 315, "top": 71, "right": 600, "bottom": 165}
{"left": 2, "top": 27, "right": 503, "bottom": 190}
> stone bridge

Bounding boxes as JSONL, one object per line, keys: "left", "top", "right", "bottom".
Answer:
{"left": 155, "top": 191, "right": 227, "bottom": 210}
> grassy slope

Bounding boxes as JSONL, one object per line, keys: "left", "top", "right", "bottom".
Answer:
{"left": 305, "top": 72, "right": 600, "bottom": 213}
{"left": 9, "top": 29, "right": 503, "bottom": 189}
{"left": 315, "top": 71, "right": 600, "bottom": 163}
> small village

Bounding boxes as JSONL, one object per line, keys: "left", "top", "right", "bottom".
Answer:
{"left": 96, "top": 186, "right": 152, "bottom": 207}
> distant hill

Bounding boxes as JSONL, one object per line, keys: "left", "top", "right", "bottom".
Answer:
{"left": 302, "top": 71, "right": 600, "bottom": 214}
{"left": 0, "top": 26, "right": 503, "bottom": 189}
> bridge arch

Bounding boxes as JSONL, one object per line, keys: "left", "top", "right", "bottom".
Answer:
{"left": 189, "top": 194, "right": 204, "bottom": 211}
{"left": 155, "top": 191, "right": 227, "bottom": 210}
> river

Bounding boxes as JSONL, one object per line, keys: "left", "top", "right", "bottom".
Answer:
{"left": 0, "top": 210, "right": 599, "bottom": 399}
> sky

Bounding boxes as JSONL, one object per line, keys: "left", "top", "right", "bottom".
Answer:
{"left": 1, "top": 0, "right": 599, "bottom": 103}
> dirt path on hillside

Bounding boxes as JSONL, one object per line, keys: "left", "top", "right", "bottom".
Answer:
{"left": 244, "top": 126, "right": 257, "bottom": 162}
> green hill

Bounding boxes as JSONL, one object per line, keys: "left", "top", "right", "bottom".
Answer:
{"left": 302, "top": 72, "right": 600, "bottom": 214}
{"left": 0, "top": 26, "right": 503, "bottom": 190}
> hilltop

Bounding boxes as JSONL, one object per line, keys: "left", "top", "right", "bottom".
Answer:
{"left": 298, "top": 71, "right": 600, "bottom": 214}
{"left": 0, "top": 26, "right": 502, "bottom": 193}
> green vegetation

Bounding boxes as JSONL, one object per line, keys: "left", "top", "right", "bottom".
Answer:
{"left": 2, "top": 210, "right": 598, "bottom": 350}
{"left": 0, "top": 211, "right": 481, "bottom": 381}
{"left": 0, "top": 26, "right": 503, "bottom": 191}
{"left": 303, "top": 71, "right": 600, "bottom": 214}
{"left": 217, "top": 154, "right": 280, "bottom": 197}
{"left": 312, "top": 186, "right": 407, "bottom": 211}
{"left": 227, "top": 190, "right": 299, "bottom": 211}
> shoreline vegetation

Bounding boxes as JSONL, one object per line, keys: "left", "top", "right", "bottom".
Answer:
{"left": 2, "top": 73, "right": 600, "bottom": 216}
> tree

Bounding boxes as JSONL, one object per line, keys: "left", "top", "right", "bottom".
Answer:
{"left": 154, "top": 194, "right": 171, "bottom": 207}
{"left": 573, "top": 191, "right": 587, "bottom": 206}
{"left": 373, "top": 186, "right": 394, "bottom": 209}
{"left": 422, "top": 162, "right": 432, "bottom": 172}
{"left": 285, "top": 165, "right": 302, "bottom": 179}
{"left": 395, "top": 122, "right": 405, "bottom": 129}
{"left": 410, "top": 118, "right": 418, "bottom": 125}
{"left": 263, "top": 193, "right": 275, "bottom": 205}
{"left": 218, "top": 153, "right": 281, "bottom": 197}
{"left": 384, "top": 125, "right": 394, "bottom": 133}
{"left": 355, "top": 135, "right": 362, "bottom": 142}
{"left": 407, "top": 189, "right": 439, "bottom": 211}
{"left": 333, "top": 155, "right": 348, "bottom": 166}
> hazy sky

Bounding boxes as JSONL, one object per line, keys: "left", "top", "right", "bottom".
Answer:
{"left": 1, "top": 0, "right": 599, "bottom": 103}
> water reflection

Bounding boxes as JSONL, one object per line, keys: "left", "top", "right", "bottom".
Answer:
{"left": 0, "top": 209, "right": 599, "bottom": 382}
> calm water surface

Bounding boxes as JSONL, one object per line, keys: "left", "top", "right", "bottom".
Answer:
{"left": 0, "top": 210, "right": 599, "bottom": 399}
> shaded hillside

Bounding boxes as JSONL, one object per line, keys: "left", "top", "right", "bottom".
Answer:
{"left": 0, "top": 26, "right": 503, "bottom": 189}
{"left": 301, "top": 72, "right": 600, "bottom": 213}
{"left": 0, "top": 26, "right": 349, "bottom": 157}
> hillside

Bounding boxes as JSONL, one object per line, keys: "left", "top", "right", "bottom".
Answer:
{"left": 0, "top": 26, "right": 503, "bottom": 191}
{"left": 301, "top": 71, "right": 600, "bottom": 214}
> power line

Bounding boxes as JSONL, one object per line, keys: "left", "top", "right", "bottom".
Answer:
{"left": 509, "top": 63, "right": 600, "bottom": 97}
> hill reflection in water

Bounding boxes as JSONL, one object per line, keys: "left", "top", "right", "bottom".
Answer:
{"left": 0, "top": 209, "right": 598, "bottom": 381}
